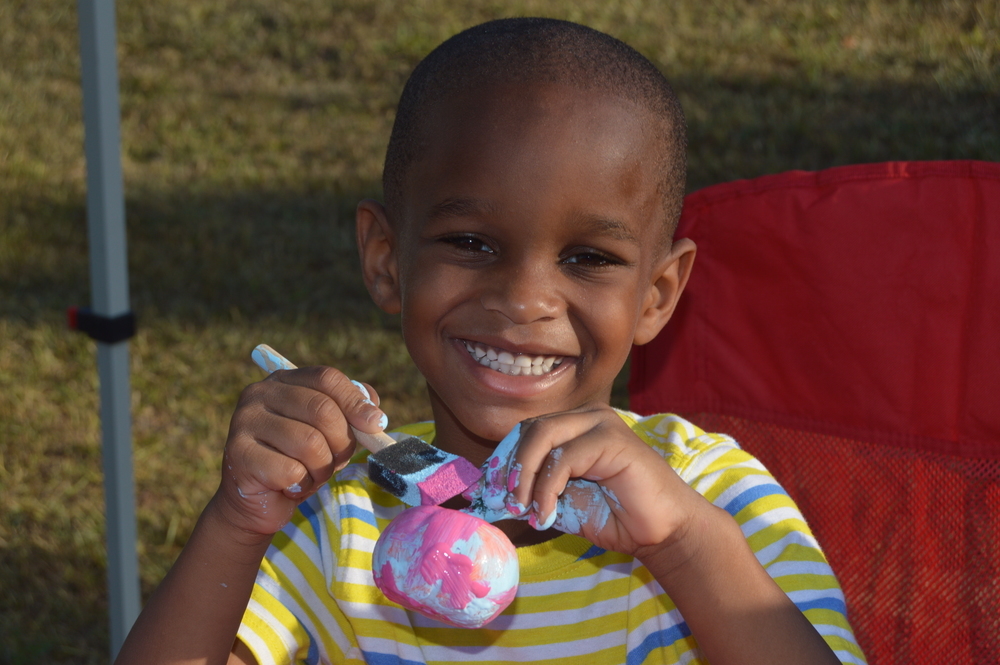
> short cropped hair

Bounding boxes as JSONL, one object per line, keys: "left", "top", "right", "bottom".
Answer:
{"left": 383, "top": 17, "right": 687, "bottom": 240}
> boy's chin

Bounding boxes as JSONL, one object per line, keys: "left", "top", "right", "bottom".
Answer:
{"left": 454, "top": 410, "right": 523, "bottom": 445}
{"left": 430, "top": 394, "right": 530, "bottom": 448}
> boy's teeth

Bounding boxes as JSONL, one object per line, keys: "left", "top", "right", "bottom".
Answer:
{"left": 463, "top": 341, "right": 564, "bottom": 376}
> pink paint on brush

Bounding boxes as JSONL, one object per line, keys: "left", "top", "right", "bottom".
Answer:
{"left": 416, "top": 459, "right": 484, "bottom": 506}
{"left": 372, "top": 505, "right": 519, "bottom": 628}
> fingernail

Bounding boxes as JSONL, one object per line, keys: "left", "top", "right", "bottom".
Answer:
{"left": 367, "top": 409, "right": 388, "bottom": 430}
{"left": 351, "top": 380, "right": 371, "bottom": 399}
{"left": 505, "top": 495, "right": 527, "bottom": 516}
{"left": 506, "top": 464, "right": 521, "bottom": 492}
{"left": 528, "top": 501, "right": 556, "bottom": 531}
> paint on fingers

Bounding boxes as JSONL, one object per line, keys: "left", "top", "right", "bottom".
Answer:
{"left": 352, "top": 379, "right": 388, "bottom": 430}
{"left": 551, "top": 480, "right": 612, "bottom": 536}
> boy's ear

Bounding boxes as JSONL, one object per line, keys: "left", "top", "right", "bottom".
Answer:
{"left": 356, "top": 199, "right": 402, "bottom": 314}
{"left": 632, "top": 238, "right": 697, "bottom": 346}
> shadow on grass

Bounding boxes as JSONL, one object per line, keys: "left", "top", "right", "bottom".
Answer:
{"left": 0, "top": 543, "right": 110, "bottom": 664}
{"left": 0, "top": 186, "right": 384, "bottom": 329}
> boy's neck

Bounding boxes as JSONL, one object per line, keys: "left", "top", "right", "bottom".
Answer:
{"left": 425, "top": 387, "right": 509, "bottom": 467}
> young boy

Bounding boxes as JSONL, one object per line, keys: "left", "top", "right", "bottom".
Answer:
{"left": 116, "top": 18, "right": 865, "bottom": 665}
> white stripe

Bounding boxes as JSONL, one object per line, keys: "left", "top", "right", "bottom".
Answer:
{"left": 676, "top": 647, "right": 702, "bottom": 665}
{"left": 817, "top": 622, "right": 861, "bottom": 643}
{"left": 682, "top": 443, "right": 743, "bottom": 486}
{"left": 739, "top": 506, "right": 804, "bottom": 539}
{"left": 766, "top": 559, "right": 837, "bottom": 579}
{"left": 338, "top": 598, "right": 414, "bottom": 628}
{"left": 754, "top": 529, "right": 824, "bottom": 567}
{"left": 710, "top": 472, "right": 780, "bottom": 510}
{"left": 418, "top": 627, "right": 626, "bottom": 662}
{"left": 340, "top": 532, "right": 376, "bottom": 555}
{"left": 787, "top": 587, "right": 848, "bottom": 605}
{"left": 281, "top": 514, "right": 323, "bottom": 558}
{"left": 262, "top": 544, "right": 352, "bottom": 659}
{"left": 338, "top": 487, "right": 379, "bottom": 512}
{"left": 338, "top": 563, "right": 379, "bottom": 587}
{"left": 833, "top": 648, "right": 868, "bottom": 665}
{"left": 628, "top": 604, "right": 686, "bottom": 643}
{"left": 681, "top": 460, "right": 764, "bottom": 496}
{"left": 311, "top": 490, "right": 338, "bottom": 585}
{"left": 352, "top": 635, "right": 428, "bottom": 663}
{"left": 647, "top": 413, "right": 697, "bottom": 442}
{"left": 239, "top": 597, "right": 299, "bottom": 665}
{"left": 624, "top": 574, "right": 668, "bottom": 607}
{"left": 410, "top": 591, "right": 629, "bottom": 632}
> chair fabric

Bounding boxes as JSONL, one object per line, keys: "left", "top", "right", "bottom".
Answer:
{"left": 628, "top": 161, "right": 1000, "bottom": 664}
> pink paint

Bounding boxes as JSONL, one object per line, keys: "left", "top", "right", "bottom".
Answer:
{"left": 416, "top": 459, "right": 483, "bottom": 506}
{"left": 372, "top": 505, "right": 519, "bottom": 628}
{"left": 506, "top": 463, "right": 521, "bottom": 492}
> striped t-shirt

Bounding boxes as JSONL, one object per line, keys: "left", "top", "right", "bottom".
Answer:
{"left": 238, "top": 411, "right": 866, "bottom": 664}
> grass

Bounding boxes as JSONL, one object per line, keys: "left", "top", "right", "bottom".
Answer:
{"left": 1, "top": 0, "right": 997, "bottom": 661}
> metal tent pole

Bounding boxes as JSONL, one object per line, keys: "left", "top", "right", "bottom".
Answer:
{"left": 77, "top": 0, "right": 140, "bottom": 657}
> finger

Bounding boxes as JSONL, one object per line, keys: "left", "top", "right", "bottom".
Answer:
{"left": 240, "top": 403, "right": 349, "bottom": 489}
{"left": 228, "top": 431, "right": 316, "bottom": 499}
{"left": 549, "top": 479, "right": 614, "bottom": 538}
{"left": 531, "top": 428, "right": 616, "bottom": 530}
{"left": 232, "top": 378, "right": 362, "bottom": 488}
{"left": 351, "top": 380, "right": 382, "bottom": 409}
{"left": 473, "top": 423, "right": 525, "bottom": 519}
{"left": 240, "top": 379, "right": 356, "bottom": 463}
{"left": 267, "top": 366, "right": 387, "bottom": 433}
{"left": 509, "top": 411, "right": 610, "bottom": 526}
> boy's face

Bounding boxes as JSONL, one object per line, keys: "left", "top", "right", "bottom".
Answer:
{"left": 363, "top": 82, "right": 692, "bottom": 451}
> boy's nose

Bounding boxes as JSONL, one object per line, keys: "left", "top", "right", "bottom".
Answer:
{"left": 480, "top": 262, "right": 563, "bottom": 324}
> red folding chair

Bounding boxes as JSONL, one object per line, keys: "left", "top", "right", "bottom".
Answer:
{"left": 629, "top": 161, "right": 1000, "bottom": 664}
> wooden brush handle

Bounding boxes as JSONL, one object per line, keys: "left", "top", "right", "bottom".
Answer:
{"left": 351, "top": 427, "right": 395, "bottom": 454}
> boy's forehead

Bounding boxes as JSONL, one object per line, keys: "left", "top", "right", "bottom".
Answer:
{"left": 425, "top": 80, "right": 652, "bottom": 147}
{"left": 401, "top": 81, "right": 666, "bottom": 227}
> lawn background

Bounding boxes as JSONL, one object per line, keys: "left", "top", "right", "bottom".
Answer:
{"left": 1, "top": 0, "right": 997, "bottom": 662}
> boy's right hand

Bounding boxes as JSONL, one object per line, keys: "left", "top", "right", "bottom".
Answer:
{"left": 213, "top": 367, "right": 387, "bottom": 537}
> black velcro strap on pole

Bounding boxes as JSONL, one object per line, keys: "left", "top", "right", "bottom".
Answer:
{"left": 69, "top": 307, "right": 137, "bottom": 344}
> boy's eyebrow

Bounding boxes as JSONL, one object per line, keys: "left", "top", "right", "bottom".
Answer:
{"left": 574, "top": 214, "right": 641, "bottom": 245}
{"left": 426, "top": 197, "right": 499, "bottom": 221}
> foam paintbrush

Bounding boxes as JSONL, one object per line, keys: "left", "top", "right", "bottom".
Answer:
{"left": 251, "top": 344, "right": 483, "bottom": 506}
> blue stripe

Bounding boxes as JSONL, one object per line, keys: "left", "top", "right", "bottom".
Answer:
{"left": 338, "top": 502, "right": 378, "bottom": 528}
{"left": 298, "top": 499, "right": 324, "bottom": 547}
{"left": 577, "top": 545, "right": 606, "bottom": 561}
{"left": 298, "top": 621, "right": 320, "bottom": 665}
{"left": 626, "top": 622, "right": 691, "bottom": 665}
{"left": 795, "top": 596, "right": 848, "bottom": 615}
{"left": 721, "top": 482, "right": 786, "bottom": 517}
{"left": 361, "top": 652, "right": 427, "bottom": 665}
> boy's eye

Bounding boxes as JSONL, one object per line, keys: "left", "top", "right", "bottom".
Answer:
{"left": 440, "top": 235, "right": 495, "bottom": 254}
{"left": 562, "top": 251, "right": 621, "bottom": 267}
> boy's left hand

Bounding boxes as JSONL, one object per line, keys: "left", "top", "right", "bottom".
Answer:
{"left": 465, "top": 404, "right": 705, "bottom": 558}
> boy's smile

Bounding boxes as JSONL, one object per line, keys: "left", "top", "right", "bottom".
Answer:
{"left": 358, "top": 82, "right": 693, "bottom": 464}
